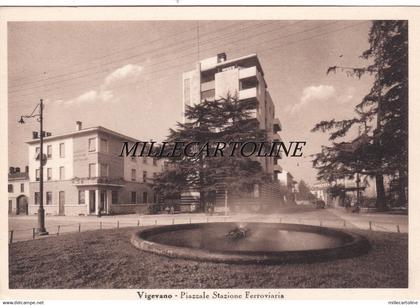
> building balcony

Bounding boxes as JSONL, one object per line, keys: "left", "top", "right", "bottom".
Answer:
{"left": 201, "top": 80, "right": 215, "bottom": 92}
{"left": 239, "top": 66, "right": 257, "bottom": 80}
{"left": 273, "top": 118, "right": 282, "bottom": 132}
{"left": 247, "top": 108, "right": 258, "bottom": 119}
{"left": 238, "top": 87, "right": 257, "bottom": 100}
{"left": 72, "top": 176, "right": 125, "bottom": 187}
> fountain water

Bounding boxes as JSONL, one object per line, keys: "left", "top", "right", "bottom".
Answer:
{"left": 131, "top": 222, "right": 370, "bottom": 264}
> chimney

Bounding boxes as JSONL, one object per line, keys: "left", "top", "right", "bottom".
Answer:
{"left": 76, "top": 121, "right": 82, "bottom": 131}
{"left": 217, "top": 52, "right": 227, "bottom": 63}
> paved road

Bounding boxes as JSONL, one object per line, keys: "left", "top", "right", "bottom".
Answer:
{"left": 8, "top": 206, "right": 407, "bottom": 243}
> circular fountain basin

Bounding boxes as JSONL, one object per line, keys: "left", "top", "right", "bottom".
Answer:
{"left": 131, "top": 222, "right": 370, "bottom": 264}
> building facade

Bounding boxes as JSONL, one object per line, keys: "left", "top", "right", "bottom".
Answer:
{"left": 182, "top": 52, "right": 283, "bottom": 178}
{"left": 8, "top": 167, "right": 30, "bottom": 215}
{"left": 311, "top": 176, "right": 380, "bottom": 208}
{"left": 26, "top": 122, "right": 163, "bottom": 216}
{"left": 277, "top": 170, "right": 297, "bottom": 204}
{"left": 181, "top": 53, "right": 287, "bottom": 211}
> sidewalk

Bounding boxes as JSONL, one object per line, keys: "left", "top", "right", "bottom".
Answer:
{"left": 8, "top": 209, "right": 407, "bottom": 243}
{"left": 328, "top": 208, "right": 408, "bottom": 232}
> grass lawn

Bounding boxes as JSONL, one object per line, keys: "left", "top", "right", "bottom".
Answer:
{"left": 9, "top": 227, "right": 407, "bottom": 289}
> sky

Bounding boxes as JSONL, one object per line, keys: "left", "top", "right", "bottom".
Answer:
{"left": 8, "top": 20, "right": 374, "bottom": 185}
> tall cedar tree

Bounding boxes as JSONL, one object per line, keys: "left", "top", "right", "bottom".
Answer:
{"left": 153, "top": 94, "right": 270, "bottom": 210}
{"left": 312, "top": 21, "right": 408, "bottom": 209}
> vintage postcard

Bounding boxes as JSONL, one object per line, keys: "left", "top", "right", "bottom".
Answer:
{"left": 0, "top": 5, "right": 419, "bottom": 303}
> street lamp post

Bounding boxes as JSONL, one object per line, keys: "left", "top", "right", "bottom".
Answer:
{"left": 19, "top": 98, "right": 48, "bottom": 235}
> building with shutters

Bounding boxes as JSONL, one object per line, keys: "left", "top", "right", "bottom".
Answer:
{"left": 25, "top": 122, "right": 163, "bottom": 216}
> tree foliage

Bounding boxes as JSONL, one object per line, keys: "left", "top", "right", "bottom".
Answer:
{"left": 296, "top": 180, "right": 315, "bottom": 201}
{"left": 312, "top": 21, "right": 408, "bottom": 208}
{"left": 154, "top": 94, "right": 270, "bottom": 207}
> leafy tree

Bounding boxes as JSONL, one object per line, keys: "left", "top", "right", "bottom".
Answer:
{"left": 153, "top": 94, "right": 270, "bottom": 211}
{"left": 296, "top": 180, "right": 315, "bottom": 201}
{"left": 312, "top": 20, "right": 408, "bottom": 209}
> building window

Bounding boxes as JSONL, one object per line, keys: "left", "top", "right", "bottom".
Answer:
{"left": 8, "top": 184, "right": 13, "bottom": 193}
{"left": 100, "top": 138, "right": 108, "bottom": 153}
{"left": 59, "top": 143, "right": 65, "bottom": 158}
{"left": 47, "top": 168, "right": 52, "bottom": 181}
{"left": 47, "top": 145, "right": 52, "bottom": 158}
{"left": 89, "top": 163, "right": 96, "bottom": 178}
{"left": 112, "top": 191, "right": 118, "bottom": 205}
{"left": 143, "top": 192, "right": 148, "bottom": 203}
{"left": 99, "top": 164, "right": 109, "bottom": 177}
{"left": 143, "top": 171, "right": 147, "bottom": 183}
{"left": 184, "top": 78, "right": 191, "bottom": 106}
{"left": 78, "top": 190, "right": 85, "bottom": 205}
{"left": 35, "top": 146, "right": 40, "bottom": 157}
{"left": 46, "top": 192, "right": 52, "bottom": 205}
{"left": 131, "top": 169, "right": 136, "bottom": 181}
{"left": 59, "top": 166, "right": 65, "bottom": 180}
{"left": 131, "top": 192, "right": 137, "bottom": 204}
{"left": 36, "top": 169, "right": 40, "bottom": 181}
{"left": 88, "top": 137, "right": 96, "bottom": 152}
{"left": 20, "top": 183, "right": 24, "bottom": 193}
{"left": 35, "top": 192, "right": 40, "bottom": 205}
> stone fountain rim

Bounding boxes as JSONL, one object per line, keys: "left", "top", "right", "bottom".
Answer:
{"left": 130, "top": 222, "right": 370, "bottom": 265}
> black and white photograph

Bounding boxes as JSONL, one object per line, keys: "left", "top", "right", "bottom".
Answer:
{"left": 1, "top": 5, "right": 417, "bottom": 302}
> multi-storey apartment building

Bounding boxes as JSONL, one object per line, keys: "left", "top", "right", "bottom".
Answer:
{"left": 8, "top": 167, "right": 30, "bottom": 215}
{"left": 181, "top": 53, "right": 285, "bottom": 211}
{"left": 26, "top": 122, "right": 163, "bottom": 216}
{"left": 182, "top": 52, "right": 282, "bottom": 178}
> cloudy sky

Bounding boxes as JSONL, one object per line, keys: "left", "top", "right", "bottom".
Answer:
{"left": 8, "top": 20, "right": 374, "bottom": 185}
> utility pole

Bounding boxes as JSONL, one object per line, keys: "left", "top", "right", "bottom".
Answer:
{"left": 224, "top": 188, "right": 228, "bottom": 216}
{"left": 38, "top": 99, "right": 48, "bottom": 235}
{"left": 19, "top": 98, "right": 49, "bottom": 235}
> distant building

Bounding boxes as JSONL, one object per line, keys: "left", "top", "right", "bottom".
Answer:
{"left": 25, "top": 122, "right": 163, "bottom": 216}
{"left": 311, "top": 176, "right": 379, "bottom": 208}
{"left": 8, "top": 167, "right": 30, "bottom": 215}
{"left": 310, "top": 181, "right": 333, "bottom": 207}
{"left": 277, "top": 170, "right": 297, "bottom": 204}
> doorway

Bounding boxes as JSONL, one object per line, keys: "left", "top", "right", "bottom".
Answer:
{"left": 89, "top": 190, "right": 96, "bottom": 214}
{"left": 100, "top": 190, "right": 107, "bottom": 214}
{"left": 16, "top": 195, "right": 28, "bottom": 215}
{"left": 59, "top": 191, "right": 65, "bottom": 216}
